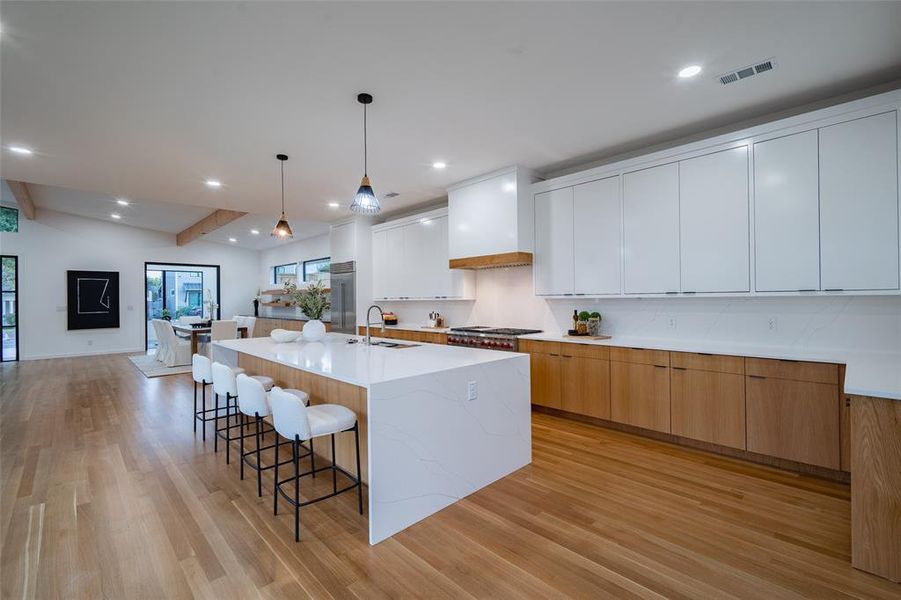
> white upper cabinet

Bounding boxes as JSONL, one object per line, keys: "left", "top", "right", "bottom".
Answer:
{"left": 679, "top": 147, "right": 750, "bottom": 293}
{"left": 534, "top": 187, "right": 574, "bottom": 295}
{"left": 819, "top": 111, "right": 899, "bottom": 291}
{"left": 329, "top": 222, "right": 355, "bottom": 264}
{"left": 623, "top": 163, "right": 681, "bottom": 294}
{"left": 371, "top": 229, "right": 388, "bottom": 300}
{"left": 371, "top": 210, "right": 474, "bottom": 300}
{"left": 753, "top": 130, "right": 821, "bottom": 292}
{"left": 574, "top": 177, "right": 621, "bottom": 295}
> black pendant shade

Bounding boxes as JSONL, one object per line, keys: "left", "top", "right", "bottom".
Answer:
{"left": 271, "top": 153, "right": 294, "bottom": 239}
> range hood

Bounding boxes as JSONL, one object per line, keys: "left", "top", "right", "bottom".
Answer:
{"left": 447, "top": 165, "right": 541, "bottom": 269}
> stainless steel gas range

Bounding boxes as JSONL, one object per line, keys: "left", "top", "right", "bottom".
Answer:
{"left": 447, "top": 326, "right": 542, "bottom": 352}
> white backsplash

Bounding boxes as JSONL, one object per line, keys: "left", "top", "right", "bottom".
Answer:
{"left": 378, "top": 266, "right": 901, "bottom": 356}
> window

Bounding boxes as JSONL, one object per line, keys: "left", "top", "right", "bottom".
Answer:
{"left": 273, "top": 263, "right": 297, "bottom": 284}
{"left": 0, "top": 207, "right": 18, "bottom": 233}
{"left": 303, "top": 257, "right": 330, "bottom": 282}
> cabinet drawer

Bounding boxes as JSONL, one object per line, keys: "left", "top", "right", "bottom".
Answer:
{"left": 559, "top": 343, "right": 610, "bottom": 360}
{"left": 671, "top": 369, "right": 746, "bottom": 449}
{"left": 610, "top": 346, "right": 669, "bottom": 367}
{"left": 519, "top": 340, "right": 561, "bottom": 355}
{"left": 610, "top": 361, "right": 671, "bottom": 433}
{"left": 745, "top": 357, "right": 838, "bottom": 384}
{"left": 671, "top": 352, "right": 744, "bottom": 375}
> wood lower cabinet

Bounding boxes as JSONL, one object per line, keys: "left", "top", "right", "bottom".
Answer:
{"left": 560, "top": 355, "right": 611, "bottom": 419}
{"left": 256, "top": 318, "right": 332, "bottom": 338}
{"left": 530, "top": 350, "right": 563, "bottom": 409}
{"left": 671, "top": 368, "right": 746, "bottom": 449}
{"left": 356, "top": 326, "right": 447, "bottom": 344}
{"left": 746, "top": 376, "right": 841, "bottom": 469}
{"left": 610, "top": 361, "right": 671, "bottom": 433}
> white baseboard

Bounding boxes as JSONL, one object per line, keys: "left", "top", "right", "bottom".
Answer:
{"left": 20, "top": 347, "right": 146, "bottom": 361}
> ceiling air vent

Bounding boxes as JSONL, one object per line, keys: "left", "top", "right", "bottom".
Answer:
{"left": 384, "top": 192, "right": 399, "bottom": 198}
{"left": 718, "top": 57, "right": 776, "bottom": 85}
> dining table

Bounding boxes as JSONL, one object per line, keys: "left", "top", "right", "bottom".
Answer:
{"left": 170, "top": 322, "right": 249, "bottom": 355}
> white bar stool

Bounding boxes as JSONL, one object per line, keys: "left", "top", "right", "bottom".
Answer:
{"left": 192, "top": 354, "right": 245, "bottom": 440}
{"left": 235, "top": 374, "right": 311, "bottom": 497}
{"left": 269, "top": 387, "right": 363, "bottom": 542}
{"left": 210, "top": 361, "right": 274, "bottom": 464}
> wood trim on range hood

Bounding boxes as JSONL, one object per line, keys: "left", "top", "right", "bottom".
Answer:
{"left": 449, "top": 252, "right": 533, "bottom": 270}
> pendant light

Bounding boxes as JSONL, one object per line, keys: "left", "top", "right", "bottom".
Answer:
{"left": 349, "top": 92, "right": 380, "bottom": 214}
{"left": 271, "top": 153, "right": 294, "bottom": 239}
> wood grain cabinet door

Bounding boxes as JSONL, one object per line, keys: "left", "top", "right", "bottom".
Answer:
{"left": 746, "top": 376, "right": 841, "bottom": 469}
{"left": 530, "top": 351, "right": 562, "bottom": 409}
{"left": 560, "top": 356, "right": 610, "bottom": 419}
{"left": 671, "top": 368, "right": 746, "bottom": 449}
{"left": 610, "top": 361, "right": 671, "bottom": 432}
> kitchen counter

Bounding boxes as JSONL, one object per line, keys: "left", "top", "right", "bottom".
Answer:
{"left": 213, "top": 333, "right": 530, "bottom": 545}
{"left": 216, "top": 333, "right": 514, "bottom": 388}
{"left": 519, "top": 332, "right": 901, "bottom": 401}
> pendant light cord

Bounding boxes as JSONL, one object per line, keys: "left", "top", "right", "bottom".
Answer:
{"left": 363, "top": 103, "right": 368, "bottom": 176}
{"left": 280, "top": 158, "right": 285, "bottom": 214}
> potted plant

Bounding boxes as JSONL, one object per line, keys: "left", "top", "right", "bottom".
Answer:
{"left": 287, "top": 281, "right": 330, "bottom": 341}
{"left": 588, "top": 311, "right": 602, "bottom": 336}
{"left": 577, "top": 311, "right": 591, "bottom": 335}
{"left": 160, "top": 308, "right": 171, "bottom": 321}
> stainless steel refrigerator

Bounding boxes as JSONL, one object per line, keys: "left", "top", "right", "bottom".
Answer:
{"left": 329, "top": 260, "right": 356, "bottom": 334}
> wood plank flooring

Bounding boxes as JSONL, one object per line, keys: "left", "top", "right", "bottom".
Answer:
{"left": 2, "top": 354, "right": 899, "bottom": 599}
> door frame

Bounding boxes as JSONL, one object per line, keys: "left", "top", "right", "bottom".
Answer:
{"left": 143, "top": 261, "right": 221, "bottom": 351}
{"left": 1, "top": 255, "right": 19, "bottom": 362}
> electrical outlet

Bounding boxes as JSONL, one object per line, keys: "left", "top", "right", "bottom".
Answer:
{"left": 668, "top": 317, "right": 677, "bottom": 329}
{"left": 87, "top": 339, "right": 93, "bottom": 346}
{"left": 467, "top": 381, "right": 478, "bottom": 401}
{"left": 768, "top": 317, "right": 778, "bottom": 332}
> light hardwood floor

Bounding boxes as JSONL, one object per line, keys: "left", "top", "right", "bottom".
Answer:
{"left": 2, "top": 354, "right": 899, "bottom": 599}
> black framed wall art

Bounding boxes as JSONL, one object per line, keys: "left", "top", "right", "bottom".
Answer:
{"left": 67, "top": 270, "right": 120, "bottom": 330}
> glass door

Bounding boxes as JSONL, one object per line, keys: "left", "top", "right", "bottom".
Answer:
{"left": 145, "top": 263, "right": 219, "bottom": 351}
{"left": 1, "top": 256, "right": 18, "bottom": 362}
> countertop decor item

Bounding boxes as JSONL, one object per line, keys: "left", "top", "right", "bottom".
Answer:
{"left": 588, "top": 312, "right": 601, "bottom": 336}
{"left": 349, "top": 92, "right": 380, "bottom": 214}
{"left": 270, "top": 328, "right": 301, "bottom": 343}
{"left": 287, "top": 280, "right": 330, "bottom": 341}
{"left": 271, "top": 154, "right": 294, "bottom": 239}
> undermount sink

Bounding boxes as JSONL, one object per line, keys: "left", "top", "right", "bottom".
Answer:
{"left": 370, "top": 341, "right": 419, "bottom": 349}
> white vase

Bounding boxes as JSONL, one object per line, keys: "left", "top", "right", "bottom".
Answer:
{"left": 303, "top": 319, "right": 326, "bottom": 342}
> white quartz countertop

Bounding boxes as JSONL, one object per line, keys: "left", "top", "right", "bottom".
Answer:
{"left": 215, "top": 333, "right": 522, "bottom": 388}
{"left": 519, "top": 332, "right": 901, "bottom": 400}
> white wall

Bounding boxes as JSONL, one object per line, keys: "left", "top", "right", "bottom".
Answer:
{"left": 258, "top": 233, "right": 330, "bottom": 290}
{"left": 378, "top": 267, "right": 901, "bottom": 356}
{"left": 0, "top": 209, "right": 261, "bottom": 359}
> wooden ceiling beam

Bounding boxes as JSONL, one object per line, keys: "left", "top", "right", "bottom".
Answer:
{"left": 176, "top": 209, "right": 248, "bottom": 246}
{"left": 4, "top": 180, "right": 36, "bottom": 220}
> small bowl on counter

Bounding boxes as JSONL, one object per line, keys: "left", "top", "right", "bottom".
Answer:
{"left": 270, "top": 328, "right": 301, "bottom": 343}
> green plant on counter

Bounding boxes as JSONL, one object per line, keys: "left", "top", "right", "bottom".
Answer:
{"left": 578, "top": 310, "right": 591, "bottom": 321}
{"left": 589, "top": 311, "right": 601, "bottom": 320}
{"left": 285, "top": 280, "right": 330, "bottom": 320}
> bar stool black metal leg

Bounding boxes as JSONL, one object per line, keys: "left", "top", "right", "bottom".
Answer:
{"left": 310, "top": 437, "right": 315, "bottom": 478}
{"left": 293, "top": 436, "right": 300, "bottom": 542}
{"left": 201, "top": 383, "right": 207, "bottom": 441}
{"left": 255, "top": 414, "right": 263, "bottom": 497}
{"left": 355, "top": 422, "right": 363, "bottom": 515}
{"left": 331, "top": 434, "right": 337, "bottom": 494}
{"left": 193, "top": 381, "right": 198, "bottom": 433}
{"left": 225, "top": 393, "right": 232, "bottom": 464}
{"left": 213, "top": 393, "right": 219, "bottom": 452}
{"left": 239, "top": 413, "right": 246, "bottom": 480}
{"left": 273, "top": 435, "right": 280, "bottom": 515}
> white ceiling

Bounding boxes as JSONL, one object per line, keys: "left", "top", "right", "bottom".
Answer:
{"left": 2, "top": 1, "right": 901, "bottom": 224}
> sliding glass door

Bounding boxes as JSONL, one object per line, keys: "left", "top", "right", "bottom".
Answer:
{"left": 145, "top": 262, "right": 219, "bottom": 351}
{"left": 1, "top": 256, "right": 18, "bottom": 362}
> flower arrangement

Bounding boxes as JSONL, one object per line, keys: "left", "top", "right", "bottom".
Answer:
{"left": 285, "top": 281, "right": 330, "bottom": 320}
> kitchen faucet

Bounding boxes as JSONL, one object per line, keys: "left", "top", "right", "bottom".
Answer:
{"left": 364, "top": 304, "right": 385, "bottom": 345}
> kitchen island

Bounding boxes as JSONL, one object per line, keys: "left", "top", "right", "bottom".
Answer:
{"left": 213, "top": 333, "right": 531, "bottom": 544}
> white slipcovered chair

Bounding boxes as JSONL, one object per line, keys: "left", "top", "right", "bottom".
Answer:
{"left": 233, "top": 315, "right": 257, "bottom": 338}
{"left": 153, "top": 319, "right": 191, "bottom": 367}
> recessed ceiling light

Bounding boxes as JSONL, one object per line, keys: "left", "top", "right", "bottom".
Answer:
{"left": 8, "top": 146, "right": 33, "bottom": 155}
{"left": 205, "top": 179, "right": 222, "bottom": 188}
{"left": 432, "top": 161, "right": 447, "bottom": 170}
{"left": 228, "top": 237, "right": 237, "bottom": 243}
{"left": 327, "top": 202, "right": 340, "bottom": 208}
{"left": 110, "top": 213, "right": 122, "bottom": 220}
{"left": 250, "top": 229, "right": 260, "bottom": 235}
{"left": 503, "top": 181, "right": 517, "bottom": 193}
{"left": 678, "top": 65, "right": 702, "bottom": 78}
{"left": 116, "top": 198, "right": 129, "bottom": 206}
